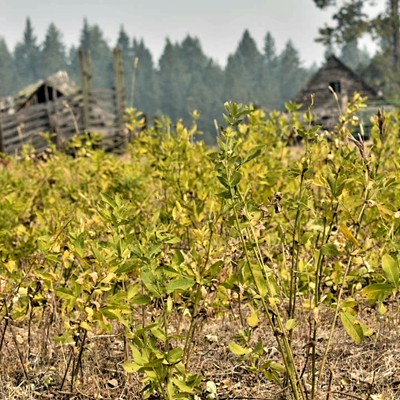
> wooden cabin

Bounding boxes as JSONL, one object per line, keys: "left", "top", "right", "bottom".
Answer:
{"left": 294, "top": 55, "right": 389, "bottom": 128}
{"left": 0, "top": 71, "right": 125, "bottom": 154}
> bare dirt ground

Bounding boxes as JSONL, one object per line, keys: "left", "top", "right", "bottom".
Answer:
{"left": 0, "top": 300, "right": 399, "bottom": 400}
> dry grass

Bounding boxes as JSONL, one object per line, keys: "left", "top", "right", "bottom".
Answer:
{"left": 0, "top": 299, "right": 399, "bottom": 400}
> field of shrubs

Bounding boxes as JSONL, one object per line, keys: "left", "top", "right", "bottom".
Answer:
{"left": 0, "top": 98, "right": 399, "bottom": 399}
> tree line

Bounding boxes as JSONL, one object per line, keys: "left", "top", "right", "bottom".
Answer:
{"left": 0, "top": 14, "right": 391, "bottom": 142}
{"left": 0, "top": 19, "right": 316, "bottom": 142}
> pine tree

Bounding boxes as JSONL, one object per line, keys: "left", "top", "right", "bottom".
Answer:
{"left": 41, "top": 23, "right": 68, "bottom": 78}
{"left": 260, "top": 32, "right": 281, "bottom": 109}
{"left": 158, "top": 39, "right": 187, "bottom": 121}
{"left": 264, "top": 32, "right": 278, "bottom": 68}
{"left": 196, "top": 60, "right": 224, "bottom": 143}
{"left": 67, "top": 45, "right": 80, "bottom": 83}
{"left": 277, "top": 40, "right": 309, "bottom": 104}
{"left": 179, "top": 36, "right": 210, "bottom": 115}
{"left": 223, "top": 30, "right": 263, "bottom": 104}
{"left": 178, "top": 36, "right": 223, "bottom": 140}
{"left": 77, "top": 19, "right": 113, "bottom": 88}
{"left": 131, "top": 39, "right": 159, "bottom": 115}
{"left": 116, "top": 25, "right": 133, "bottom": 100}
{"left": 14, "top": 18, "right": 41, "bottom": 89}
{"left": 179, "top": 35, "right": 209, "bottom": 72}
{"left": 340, "top": 39, "right": 370, "bottom": 70}
{"left": 0, "top": 38, "right": 16, "bottom": 97}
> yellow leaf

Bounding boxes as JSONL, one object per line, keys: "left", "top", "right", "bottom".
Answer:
{"left": 80, "top": 321, "right": 91, "bottom": 331}
{"left": 285, "top": 318, "right": 298, "bottom": 331}
{"left": 62, "top": 250, "right": 70, "bottom": 263}
{"left": 229, "top": 342, "right": 250, "bottom": 356}
{"left": 89, "top": 272, "right": 98, "bottom": 283}
{"left": 5, "top": 260, "right": 16, "bottom": 273}
{"left": 340, "top": 224, "right": 360, "bottom": 247}
{"left": 101, "top": 272, "right": 116, "bottom": 284}
{"left": 247, "top": 311, "right": 259, "bottom": 328}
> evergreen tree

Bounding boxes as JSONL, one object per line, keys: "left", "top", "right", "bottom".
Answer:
{"left": 79, "top": 19, "right": 91, "bottom": 52}
{"left": 340, "top": 39, "right": 370, "bottom": 70}
{"left": 178, "top": 36, "right": 223, "bottom": 141}
{"left": 66, "top": 45, "right": 80, "bottom": 83}
{"left": 224, "top": 54, "right": 249, "bottom": 102}
{"left": 179, "top": 36, "right": 211, "bottom": 115}
{"left": 260, "top": 32, "right": 281, "bottom": 109}
{"left": 277, "top": 40, "right": 309, "bottom": 104}
{"left": 77, "top": 19, "right": 113, "bottom": 88}
{"left": 179, "top": 35, "right": 209, "bottom": 72}
{"left": 116, "top": 25, "right": 133, "bottom": 100}
{"left": 116, "top": 26, "right": 130, "bottom": 54}
{"left": 223, "top": 30, "right": 263, "bottom": 104}
{"left": 14, "top": 18, "right": 41, "bottom": 89}
{"left": 41, "top": 23, "right": 68, "bottom": 78}
{"left": 131, "top": 39, "right": 159, "bottom": 115}
{"left": 0, "top": 38, "right": 16, "bottom": 97}
{"left": 264, "top": 32, "right": 278, "bottom": 67}
{"left": 196, "top": 60, "right": 224, "bottom": 142}
{"left": 158, "top": 39, "right": 187, "bottom": 121}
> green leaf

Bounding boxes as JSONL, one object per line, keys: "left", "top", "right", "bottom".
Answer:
{"left": 206, "top": 260, "right": 224, "bottom": 279}
{"left": 362, "top": 283, "right": 394, "bottom": 302}
{"left": 243, "top": 146, "right": 263, "bottom": 164}
{"left": 150, "top": 325, "right": 167, "bottom": 342}
{"left": 285, "top": 318, "right": 298, "bottom": 331}
{"left": 340, "top": 311, "right": 363, "bottom": 344}
{"left": 55, "top": 288, "right": 76, "bottom": 301}
{"left": 130, "top": 294, "right": 152, "bottom": 305}
{"left": 164, "top": 236, "right": 181, "bottom": 245}
{"left": 100, "top": 192, "right": 117, "bottom": 209}
{"left": 172, "top": 250, "right": 185, "bottom": 265}
{"left": 55, "top": 332, "right": 75, "bottom": 345}
{"left": 217, "top": 175, "right": 230, "bottom": 189}
{"left": 167, "top": 347, "right": 183, "bottom": 364}
{"left": 166, "top": 278, "right": 195, "bottom": 293}
{"left": 269, "top": 361, "right": 286, "bottom": 373}
{"left": 230, "top": 171, "right": 242, "bottom": 187}
{"left": 123, "top": 361, "right": 139, "bottom": 373}
{"left": 252, "top": 266, "right": 268, "bottom": 297}
{"left": 141, "top": 271, "right": 160, "bottom": 297}
{"left": 321, "top": 243, "right": 340, "bottom": 257}
{"left": 171, "top": 377, "right": 195, "bottom": 394}
{"left": 229, "top": 342, "right": 250, "bottom": 356}
{"left": 382, "top": 254, "right": 399, "bottom": 286}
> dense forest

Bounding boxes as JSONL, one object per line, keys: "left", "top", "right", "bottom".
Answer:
{"left": 0, "top": 11, "right": 395, "bottom": 141}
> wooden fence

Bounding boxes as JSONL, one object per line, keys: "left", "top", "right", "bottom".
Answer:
{"left": 0, "top": 48, "right": 127, "bottom": 155}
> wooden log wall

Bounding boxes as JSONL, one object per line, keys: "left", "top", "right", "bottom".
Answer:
{"left": 0, "top": 87, "right": 126, "bottom": 155}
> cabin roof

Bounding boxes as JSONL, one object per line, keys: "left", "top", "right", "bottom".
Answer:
{"left": 14, "top": 71, "right": 79, "bottom": 111}
{"left": 295, "top": 55, "right": 382, "bottom": 106}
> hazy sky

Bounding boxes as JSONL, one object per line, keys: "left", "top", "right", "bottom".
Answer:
{"left": 0, "top": 0, "right": 348, "bottom": 67}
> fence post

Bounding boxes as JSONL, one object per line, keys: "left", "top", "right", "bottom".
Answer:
{"left": 0, "top": 113, "right": 3, "bottom": 153}
{"left": 79, "top": 49, "right": 92, "bottom": 133}
{"left": 113, "top": 47, "right": 126, "bottom": 147}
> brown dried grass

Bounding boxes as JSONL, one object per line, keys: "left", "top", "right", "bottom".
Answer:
{"left": 0, "top": 299, "right": 399, "bottom": 400}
